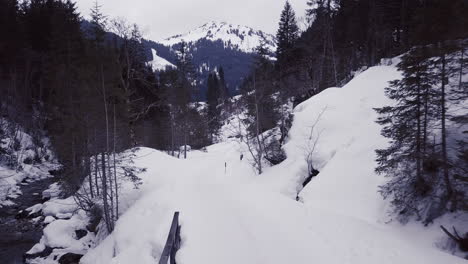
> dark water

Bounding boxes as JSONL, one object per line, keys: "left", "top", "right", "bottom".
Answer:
{"left": 0, "top": 177, "right": 55, "bottom": 264}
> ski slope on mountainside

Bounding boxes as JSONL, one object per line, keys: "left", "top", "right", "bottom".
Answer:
{"left": 147, "top": 49, "right": 176, "bottom": 71}
{"left": 80, "top": 61, "right": 466, "bottom": 264}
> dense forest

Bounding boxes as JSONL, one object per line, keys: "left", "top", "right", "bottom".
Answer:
{"left": 0, "top": 0, "right": 467, "bottom": 237}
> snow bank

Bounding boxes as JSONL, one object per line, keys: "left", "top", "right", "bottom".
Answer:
{"left": 291, "top": 64, "right": 401, "bottom": 221}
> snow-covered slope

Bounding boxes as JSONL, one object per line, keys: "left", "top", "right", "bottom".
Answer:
{"left": 79, "top": 59, "right": 466, "bottom": 264}
{"left": 147, "top": 48, "right": 176, "bottom": 71}
{"left": 269, "top": 62, "right": 402, "bottom": 221}
{"left": 159, "top": 21, "right": 276, "bottom": 53}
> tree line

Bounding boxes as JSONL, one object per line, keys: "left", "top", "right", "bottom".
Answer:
{"left": 0, "top": 0, "right": 212, "bottom": 231}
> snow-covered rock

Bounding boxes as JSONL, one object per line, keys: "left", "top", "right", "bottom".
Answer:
{"left": 44, "top": 216, "right": 56, "bottom": 224}
{"left": 42, "top": 182, "right": 62, "bottom": 200}
{"left": 42, "top": 196, "right": 76, "bottom": 217}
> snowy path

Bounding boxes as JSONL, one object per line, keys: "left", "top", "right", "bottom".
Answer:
{"left": 82, "top": 143, "right": 465, "bottom": 264}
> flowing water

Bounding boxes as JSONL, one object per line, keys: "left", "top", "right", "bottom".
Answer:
{"left": 0, "top": 177, "right": 56, "bottom": 264}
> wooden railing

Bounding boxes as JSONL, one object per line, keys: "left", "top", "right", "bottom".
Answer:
{"left": 159, "top": 212, "right": 181, "bottom": 264}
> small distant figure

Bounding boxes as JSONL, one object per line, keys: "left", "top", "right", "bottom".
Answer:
{"left": 240, "top": 154, "right": 244, "bottom": 161}
{"left": 225, "top": 162, "right": 227, "bottom": 174}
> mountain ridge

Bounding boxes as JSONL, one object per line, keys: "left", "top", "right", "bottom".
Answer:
{"left": 143, "top": 21, "right": 277, "bottom": 98}
{"left": 158, "top": 21, "right": 277, "bottom": 53}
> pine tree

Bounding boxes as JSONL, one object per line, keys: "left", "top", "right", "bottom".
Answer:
{"left": 206, "top": 72, "right": 221, "bottom": 139}
{"left": 375, "top": 47, "right": 438, "bottom": 221}
{"left": 375, "top": 42, "right": 468, "bottom": 221}
{"left": 89, "top": 0, "right": 107, "bottom": 45}
{"left": 276, "top": 1, "right": 299, "bottom": 65}
{"left": 171, "top": 42, "right": 196, "bottom": 158}
{"left": 218, "top": 66, "right": 229, "bottom": 101}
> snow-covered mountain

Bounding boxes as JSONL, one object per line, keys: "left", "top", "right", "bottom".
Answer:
{"left": 159, "top": 21, "right": 276, "bottom": 53}
{"left": 144, "top": 21, "right": 277, "bottom": 98}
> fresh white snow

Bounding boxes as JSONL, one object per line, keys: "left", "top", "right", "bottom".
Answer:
{"left": 79, "top": 59, "right": 466, "bottom": 264}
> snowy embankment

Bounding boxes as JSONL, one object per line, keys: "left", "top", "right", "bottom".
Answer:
{"left": 80, "top": 60, "right": 466, "bottom": 263}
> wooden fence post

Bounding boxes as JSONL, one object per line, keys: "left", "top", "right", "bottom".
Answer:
{"left": 159, "top": 212, "right": 181, "bottom": 264}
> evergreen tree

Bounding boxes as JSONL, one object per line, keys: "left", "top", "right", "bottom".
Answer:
{"left": 375, "top": 42, "right": 468, "bottom": 222}
{"left": 218, "top": 66, "right": 229, "bottom": 100}
{"left": 375, "top": 47, "right": 439, "bottom": 220}
{"left": 176, "top": 41, "right": 197, "bottom": 99}
{"left": 170, "top": 42, "right": 200, "bottom": 158}
{"left": 89, "top": 0, "right": 107, "bottom": 44}
{"left": 206, "top": 72, "right": 222, "bottom": 139}
{"left": 276, "top": 1, "right": 299, "bottom": 65}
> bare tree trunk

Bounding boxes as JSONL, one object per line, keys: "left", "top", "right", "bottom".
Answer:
{"left": 440, "top": 52, "right": 453, "bottom": 201}
{"left": 101, "top": 65, "right": 110, "bottom": 156}
{"left": 94, "top": 149, "right": 100, "bottom": 196}
{"left": 85, "top": 114, "right": 94, "bottom": 198}
{"left": 113, "top": 103, "right": 119, "bottom": 218}
{"left": 71, "top": 129, "right": 77, "bottom": 186}
{"left": 460, "top": 45, "right": 465, "bottom": 91}
{"left": 101, "top": 152, "right": 112, "bottom": 232}
{"left": 423, "top": 78, "right": 430, "bottom": 157}
{"left": 120, "top": 42, "right": 136, "bottom": 147}
{"left": 171, "top": 111, "right": 175, "bottom": 156}
{"left": 416, "top": 80, "right": 422, "bottom": 183}
{"left": 184, "top": 127, "right": 187, "bottom": 159}
{"left": 86, "top": 155, "right": 93, "bottom": 198}
{"left": 108, "top": 153, "right": 114, "bottom": 222}
{"left": 253, "top": 74, "right": 263, "bottom": 174}
{"left": 101, "top": 64, "right": 113, "bottom": 231}
{"left": 326, "top": 19, "right": 338, "bottom": 86}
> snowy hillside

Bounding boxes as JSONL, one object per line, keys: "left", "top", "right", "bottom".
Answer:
{"left": 75, "top": 59, "right": 467, "bottom": 264}
{"left": 147, "top": 48, "right": 176, "bottom": 71}
{"left": 283, "top": 62, "right": 402, "bottom": 219}
{"left": 159, "top": 21, "right": 276, "bottom": 53}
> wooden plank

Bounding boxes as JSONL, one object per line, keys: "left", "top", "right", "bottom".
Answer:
{"left": 159, "top": 212, "right": 180, "bottom": 264}
{"left": 170, "top": 223, "right": 181, "bottom": 264}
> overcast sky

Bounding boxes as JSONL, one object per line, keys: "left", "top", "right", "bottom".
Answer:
{"left": 75, "top": 0, "right": 309, "bottom": 41}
